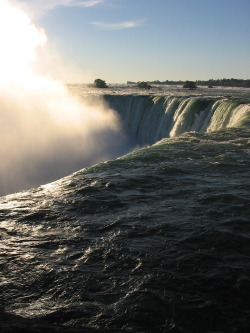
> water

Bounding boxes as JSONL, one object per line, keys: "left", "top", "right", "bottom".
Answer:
{"left": 1, "top": 86, "right": 250, "bottom": 332}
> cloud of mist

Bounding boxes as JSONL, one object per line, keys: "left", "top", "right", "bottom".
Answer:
{"left": 32, "top": 40, "right": 94, "bottom": 83}
{"left": 8, "top": 0, "right": 95, "bottom": 83}
{"left": 0, "top": 0, "right": 127, "bottom": 196}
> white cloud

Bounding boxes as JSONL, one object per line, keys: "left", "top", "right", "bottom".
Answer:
{"left": 91, "top": 20, "right": 145, "bottom": 30}
{"left": 78, "top": 0, "right": 104, "bottom": 7}
{"left": 9, "top": 0, "right": 104, "bottom": 17}
{"left": 42, "top": 0, "right": 104, "bottom": 9}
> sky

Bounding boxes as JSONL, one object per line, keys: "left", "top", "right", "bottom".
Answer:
{"left": 8, "top": 0, "right": 250, "bottom": 83}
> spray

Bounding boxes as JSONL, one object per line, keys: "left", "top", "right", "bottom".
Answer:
{"left": 0, "top": 1, "right": 125, "bottom": 196}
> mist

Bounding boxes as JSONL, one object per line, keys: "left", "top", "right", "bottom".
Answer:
{"left": 0, "top": 1, "right": 127, "bottom": 196}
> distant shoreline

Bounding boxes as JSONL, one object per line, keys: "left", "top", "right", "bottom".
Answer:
{"left": 127, "top": 78, "right": 250, "bottom": 88}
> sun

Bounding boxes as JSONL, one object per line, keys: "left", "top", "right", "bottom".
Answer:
{"left": 0, "top": 0, "right": 46, "bottom": 85}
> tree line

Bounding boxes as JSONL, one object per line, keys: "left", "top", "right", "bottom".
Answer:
{"left": 196, "top": 78, "right": 250, "bottom": 88}
{"left": 92, "top": 78, "right": 250, "bottom": 89}
{"left": 128, "top": 79, "right": 250, "bottom": 88}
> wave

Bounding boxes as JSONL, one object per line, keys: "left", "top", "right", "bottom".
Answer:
{"left": 1, "top": 127, "right": 250, "bottom": 332}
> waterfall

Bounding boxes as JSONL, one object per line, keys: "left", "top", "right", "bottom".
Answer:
{"left": 103, "top": 95, "right": 250, "bottom": 145}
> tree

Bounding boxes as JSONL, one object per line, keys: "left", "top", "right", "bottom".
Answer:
{"left": 93, "top": 79, "right": 108, "bottom": 88}
{"left": 137, "top": 81, "right": 152, "bottom": 89}
{"left": 183, "top": 81, "right": 197, "bottom": 89}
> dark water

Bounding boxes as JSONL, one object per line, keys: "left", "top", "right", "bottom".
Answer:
{"left": 1, "top": 127, "right": 250, "bottom": 332}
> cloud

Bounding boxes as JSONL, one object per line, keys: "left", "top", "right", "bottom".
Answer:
{"left": 78, "top": 0, "right": 104, "bottom": 6}
{"left": 9, "top": 0, "right": 104, "bottom": 17}
{"left": 91, "top": 20, "right": 145, "bottom": 30}
{"left": 41, "top": 0, "right": 104, "bottom": 9}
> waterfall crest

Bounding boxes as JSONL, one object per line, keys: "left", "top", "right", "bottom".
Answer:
{"left": 104, "top": 95, "right": 250, "bottom": 145}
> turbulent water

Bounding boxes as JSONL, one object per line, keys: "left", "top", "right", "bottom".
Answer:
{"left": 1, "top": 87, "right": 250, "bottom": 332}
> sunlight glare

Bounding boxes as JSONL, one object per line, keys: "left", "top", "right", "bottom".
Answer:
{"left": 0, "top": 1, "right": 124, "bottom": 197}
{"left": 0, "top": 0, "right": 46, "bottom": 85}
